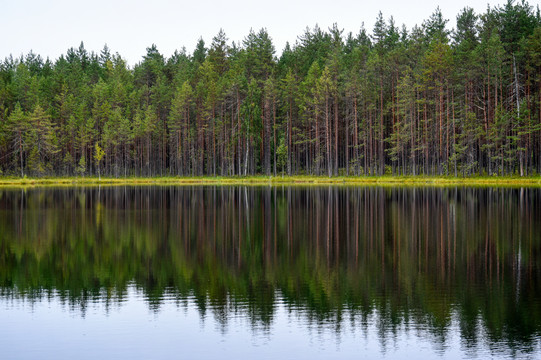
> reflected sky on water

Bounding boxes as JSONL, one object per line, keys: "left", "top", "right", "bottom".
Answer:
{"left": 0, "top": 186, "right": 540, "bottom": 359}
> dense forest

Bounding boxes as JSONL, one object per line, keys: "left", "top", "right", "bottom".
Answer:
{"left": 1, "top": 1, "right": 541, "bottom": 177}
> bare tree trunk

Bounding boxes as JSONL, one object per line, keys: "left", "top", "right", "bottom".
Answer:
{"left": 326, "top": 94, "right": 331, "bottom": 177}
{"left": 334, "top": 98, "right": 339, "bottom": 176}
{"left": 315, "top": 109, "right": 320, "bottom": 175}
{"left": 273, "top": 96, "right": 277, "bottom": 176}
{"left": 380, "top": 77, "right": 384, "bottom": 175}
{"left": 264, "top": 93, "right": 271, "bottom": 175}
{"left": 513, "top": 54, "right": 524, "bottom": 177}
{"left": 287, "top": 99, "right": 292, "bottom": 176}
{"left": 354, "top": 95, "right": 359, "bottom": 176}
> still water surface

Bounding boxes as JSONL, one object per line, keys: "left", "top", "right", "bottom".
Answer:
{"left": 0, "top": 186, "right": 540, "bottom": 359}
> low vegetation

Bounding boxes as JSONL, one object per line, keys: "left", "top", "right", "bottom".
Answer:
{"left": 1, "top": 2, "right": 541, "bottom": 178}
{"left": 0, "top": 175, "right": 539, "bottom": 186}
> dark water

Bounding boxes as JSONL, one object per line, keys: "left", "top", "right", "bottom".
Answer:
{"left": 0, "top": 186, "right": 540, "bottom": 359}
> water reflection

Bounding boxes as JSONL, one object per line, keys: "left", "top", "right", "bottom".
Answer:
{"left": 0, "top": 186, "right": 540, "bottom": 355}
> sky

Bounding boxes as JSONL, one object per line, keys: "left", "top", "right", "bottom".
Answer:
{"left": 1, "top": 0, "right": 502, "bottom": 66}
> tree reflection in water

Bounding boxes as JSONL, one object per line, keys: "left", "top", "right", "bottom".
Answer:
{"left": 0, "top": 186, "right": 540, "bottom": 353}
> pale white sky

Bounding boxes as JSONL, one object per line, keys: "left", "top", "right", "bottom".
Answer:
{"left": 2, "top": 0, "right": 498, "bottom": 66}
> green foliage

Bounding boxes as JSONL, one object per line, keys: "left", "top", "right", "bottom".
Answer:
{"left": 0, "top": 3, "right": 541, "bottom": 177}
{"left": 77, "top": 155, "right": 86, "bottom": 176}
{"left": 275, "top": 138, "right": 288, "bottom": 174}
{"left": 25, "top": 105, "right": 58, "bottom": 176}
{"left": 94, "top": 141, "right": 105, "bottom": 163}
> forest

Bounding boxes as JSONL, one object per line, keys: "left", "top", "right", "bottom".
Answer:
{"left": 1, "top": 1, "right": 541, "bottom": 177}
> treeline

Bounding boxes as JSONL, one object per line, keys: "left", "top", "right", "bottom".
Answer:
{"left": 1, "top": 1, "right": 541, "bottom": 177}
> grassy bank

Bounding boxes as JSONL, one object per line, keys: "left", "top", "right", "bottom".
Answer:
{"left": 0, "top": 175, "right": 540, "bottom": 187}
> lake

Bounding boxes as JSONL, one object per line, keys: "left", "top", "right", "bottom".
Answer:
{"left": 0, "top": 186, "right": 540, "bottom": 359}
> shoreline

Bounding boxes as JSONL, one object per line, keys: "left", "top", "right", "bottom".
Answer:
{"left": 0, "top": 175, "right": 540, "bottom": 187}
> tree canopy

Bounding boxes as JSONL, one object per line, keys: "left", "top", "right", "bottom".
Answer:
{"left": 1, "top": 1, "right": 541, "bottom": 177}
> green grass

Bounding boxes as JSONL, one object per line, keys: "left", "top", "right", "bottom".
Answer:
{"left": 0, "top": 174, "right": 540, "bottom": 187}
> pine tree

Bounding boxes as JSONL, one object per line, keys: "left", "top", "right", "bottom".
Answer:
{"left": 26, "top": 105, "right": 58, "bottom": 175}
{"left": 7, "top": 103, "right": 28, "bottom": 176}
